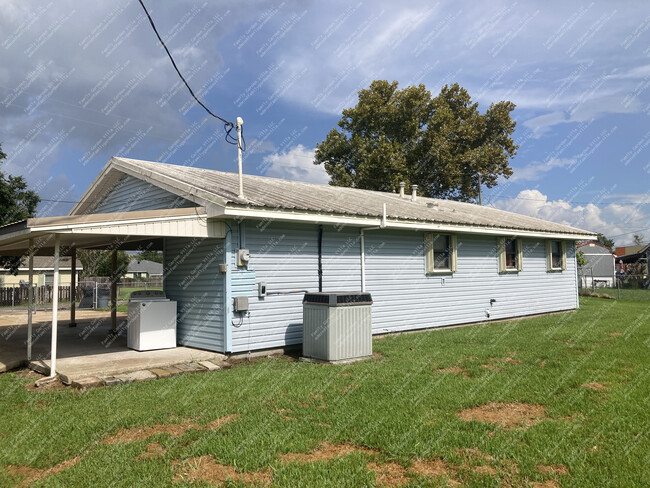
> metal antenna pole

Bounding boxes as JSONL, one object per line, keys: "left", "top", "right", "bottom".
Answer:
{"left": 478, "top": 173, "right": 483, "bottom": 206}
{"left": 237, "top": 117, "right": 244, "bottom": 198}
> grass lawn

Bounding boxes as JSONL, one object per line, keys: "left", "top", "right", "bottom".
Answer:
{"left": 117, "top": 287, "right": 163, "bottom": 301}
{"left": 0, "top": 297, "right": 648, "bottom": 487}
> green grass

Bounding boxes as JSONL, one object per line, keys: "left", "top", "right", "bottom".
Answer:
{"left": 0, "top": 297, "right": 648, "bottom": 487}
{"left": 581, "top": 287, "right": 650, "bottom": 302}
{"left": 118, "top": 287, "right": 163, "bottom": 301}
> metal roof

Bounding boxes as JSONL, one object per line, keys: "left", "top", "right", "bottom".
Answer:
{"left": 75, "top": 157, "right": 595, "bottom": 238}
{"left": 128, "top": 258, "right": 163, "bottom": 275}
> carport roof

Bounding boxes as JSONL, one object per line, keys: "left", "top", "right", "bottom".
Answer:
{"left": 0, "top": 207, "right": 225, "bottom": 255}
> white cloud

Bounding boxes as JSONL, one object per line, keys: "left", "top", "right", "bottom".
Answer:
{"left": 523, "top": 94, "right": 641, "bottom": 135}
{"left": 511, "top": 158, "right": 574, "bottom": 182}
{"left": 262, "top": 144, "right": 330, "bottom": 184}
{"left": 492, "top": 189, "right": 650, "bottom": 245}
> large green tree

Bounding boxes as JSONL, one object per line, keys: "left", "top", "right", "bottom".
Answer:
{"left": 315, "top": 81, "right": 518, "bottom": 201}
{"left": 78, "top": 250, "right": 130, "bottom": 279}
{"left": 0, "top": 143, "right": 41, "bottom": 274}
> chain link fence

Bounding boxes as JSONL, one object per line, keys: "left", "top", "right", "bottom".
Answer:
{"left": 0, "top": 279, "right": 163, "bottom": 311}
{"left": 578, "top": 268, "right": 649, "bottom": 301}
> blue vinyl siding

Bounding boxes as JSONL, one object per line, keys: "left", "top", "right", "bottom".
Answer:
{"left": 228, "top": 221, "right": 578, "bottom": 352}
{"left": 93, "top": 174, "right": 197, "bottom": 213}
{"left": 164, "top": 237, "right": 226, "bottom": 352}
{"left": 364, "top": 231, "right": 578, "bottom": 333}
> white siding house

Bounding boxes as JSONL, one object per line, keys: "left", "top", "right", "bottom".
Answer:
{"left": 6, "top": 157, "right": 594, "bottom": 355}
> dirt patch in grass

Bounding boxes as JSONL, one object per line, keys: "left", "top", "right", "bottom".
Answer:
{"left": 434, "top": 366, "right": 470, "bottom": 377}
{"left": 137, "top": 442, "right": 167, "bottom": 460}
{"left": 275, "top": 408, "right": 295, "bottom": 421}
{"left": 531, "top": 481, "right": 561, "bottom": 488}
{"left": 458, "top": 402, "right": 547, "bottom": 429}
{"left": 25, "top": 376, "right": 66, "bottom": 391}
{"left": 279, "top": 442, "right": 379, "bottom": 463}
{"left": 480, "top": 357, "right": 521, "bottom": 371}
{"left": 537, "top": 464, "right": 570, "bottom": 475}
{"left": 173, "top": 456, "right": 271, "bottom": 486}
{"left": 410, "top": 458, "right": 453, "bottom": 477}
{"left": 582, "top": 382, "right": 609, "bottom": 391}
{"left": 473, "top": 465, "right": 497, "bottom": 476}
{"left": 7, "top": 456, "right": 80, "bottom": 487}
{"left": 367, "top": 461, "right": 410, "bottom": 487}
{"left": 539, "top": 360, "right": 547, "bottom": 367}
{"left": 101, "top": 415, "right": 238, "bottom": 444}
{"left": 610, "top": 332, "right": 622, "bottom": 337}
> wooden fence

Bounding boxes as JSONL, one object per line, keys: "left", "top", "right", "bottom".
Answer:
{"left": 0, "top": 285, "right": 77, "bottom": 307}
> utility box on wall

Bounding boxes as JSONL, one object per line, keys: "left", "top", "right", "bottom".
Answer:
{"left": 302, "top": 292, "right": 373, "bottom": 363}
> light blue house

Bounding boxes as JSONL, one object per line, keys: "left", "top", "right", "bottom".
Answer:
{"left": 1, "top": 157, "right": 596, "bottom": 356}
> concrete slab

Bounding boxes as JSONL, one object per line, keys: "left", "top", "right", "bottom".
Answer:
{"left": 116, "top": 370, "right": 156, "bottom": 383}
{"left": 101, "top": 376, "right": 122, "bottom": 386}
{"left": 175, "top": 362, "right": 206, "bottom": 373}
{"left": 198, "top": 360, "right": 221, "bottom": 371}
{"left": 150, "top": 368, "right": 173, "bottom": 379}
{"left": 71, "top": 376, "right": 104, "bottom": 390}
{"left": 0, "top": 310, "right": 227, "bottom": 383}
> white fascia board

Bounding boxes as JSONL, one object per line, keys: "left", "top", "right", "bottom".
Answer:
{"left": 69, "top": 160, "right": 121, "bottom": 215}
{"left": 33, "top": 212, "right": 210, "bottom": 233}
{"left": 216, "top": 207, "right": 596, "bottom": 240}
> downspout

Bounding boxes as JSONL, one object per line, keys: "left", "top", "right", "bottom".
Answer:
{"left": 318, "top": 225, "right": 323, "bottom": 292}
{"left": 360, "top": 203, "right": 387, "bottom": 293}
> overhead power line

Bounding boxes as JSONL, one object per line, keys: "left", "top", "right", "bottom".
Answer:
{"left": 137, "top": 0, "right": 244, "bottom": 149}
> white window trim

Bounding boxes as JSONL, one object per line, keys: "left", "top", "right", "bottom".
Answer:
{"left": 498, "top": 237, "right": 523, "bottom": 273}
{"left": 546, "top": 240, "right": 567, "bottom": 271}
{"left": 425, "top": 233, "right": 457, "bottom": 274}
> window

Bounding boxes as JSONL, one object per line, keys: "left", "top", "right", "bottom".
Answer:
{"left": 498, "top": 237, "right": 522, "bottom": 273}
{"left": 546, "top": 240, "right": 566, "bottom": 271}
{"left": 425, "top": 233, "right": 457, "bottom": 273}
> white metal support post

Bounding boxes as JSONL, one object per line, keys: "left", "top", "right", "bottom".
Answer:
{"left": 70, "top": 248, "right": 76, "bottom": 327}
{"left": 27, "top": 239, "right": 34, "bottom": 361}
{"left": 50, "top": 234, "right": 60, "bottom": 378}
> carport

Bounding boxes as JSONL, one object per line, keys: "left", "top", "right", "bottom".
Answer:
{"left": 0, "top": 207, "right": 225, "bottom": 379}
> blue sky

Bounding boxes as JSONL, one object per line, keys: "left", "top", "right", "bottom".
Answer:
{"left": 1, "top": 0, "right": 648, "bottom": 245}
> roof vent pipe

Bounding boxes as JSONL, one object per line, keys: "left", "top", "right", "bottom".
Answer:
{"left": 399, "top": 182, "right": 405, "bottom": 198}
{"left": 411, "top": 185, "right": 418, "bottom": 202}
{"left": 236, "top": 117, "right": 244, "bottom": 199}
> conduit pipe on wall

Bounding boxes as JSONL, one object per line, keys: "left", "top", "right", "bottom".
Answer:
{"left": 360, "top": 203, "right": 387, "bottom": 292}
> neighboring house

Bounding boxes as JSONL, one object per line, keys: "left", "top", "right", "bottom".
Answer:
{"left": 577, "top": 241, "right": 615, "bottom": 288}
{"left": 0, "top": 157, "right": 595, "bottom": 355}
{"left": 0, "top": 256, "right": 82, "bottom": 287}
{"left": 124, "top": 258, "right": 163, "bottom": 280}
{"left": 614, "top": 244, "right": 649, "bottom": 275}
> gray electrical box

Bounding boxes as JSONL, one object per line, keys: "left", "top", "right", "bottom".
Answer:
{"left": 258, "top": 282, "right": 267, "bottom": 297}
{"left": 233, "top": 296, "right": 249, "bottom": 312}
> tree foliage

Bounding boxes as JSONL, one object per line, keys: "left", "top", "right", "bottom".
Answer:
{"left": 596, "top": 233, "right": 615, "bottom": 250}
{"left": 78, "top": 250, "right": 130, "bottom": 279}
{"left": 136, "top": 250, "right": 163, "bottom": 264}
{"left": 0, "top": 143, "right": 41, "bottom": 274}
{"left": 576, "top": 250, "right": 588, "bottom": 267}
{"left": 315, "top": 80, "right": 518, "bottom": 201}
